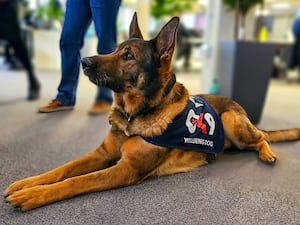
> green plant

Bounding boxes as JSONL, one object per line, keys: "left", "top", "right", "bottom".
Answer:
{"left": 222, "top": 0, "right": 263, "bottom": 39}
{"left": 37, "top": 0, "right": 64, "bottom": 21}
{"left": 151, "top": 0, "right": 197, "bottom": 18}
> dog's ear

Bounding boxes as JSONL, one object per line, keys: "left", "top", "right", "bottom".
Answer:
{"left": 154, "top": 17, "right": 179, "bottom": 61}
{"left": 129, "top": 12, "right": 144, "bottom": 39}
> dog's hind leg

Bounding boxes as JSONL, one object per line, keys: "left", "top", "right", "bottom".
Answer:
{"left": 4, "top": 131, "right": 124, "bottom": 197}
{"left": 221, "top": 110, "right": 277, "bottom": 163}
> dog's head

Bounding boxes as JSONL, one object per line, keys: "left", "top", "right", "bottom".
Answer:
{"left": 81, "top": 13, "right": 179, "bottom": 96}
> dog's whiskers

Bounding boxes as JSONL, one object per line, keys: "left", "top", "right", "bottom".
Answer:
{"left": 89, "top": 72, "right": 109, "bottom": 86}
{"left": 98, "top": 72, "right": 109, "bottom": 86}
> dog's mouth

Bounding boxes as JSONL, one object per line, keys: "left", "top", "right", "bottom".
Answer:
{"left": 83, "top": 69, "right": 124, "bottom": 92}
{"left": 85, "top": 71, "right": 108, "bottom": 87}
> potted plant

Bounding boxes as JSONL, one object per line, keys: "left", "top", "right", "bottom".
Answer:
{"left": 151, "top": 0, "right": 197, "bottom": 19}
{"left": 218, "top": 0, "right": 276, "bottom": 124}
{"left": 222, "top": 0, "right": 263, "bottom": 39}
{"left": 35, "top": 0, "right": 64, "bottom": 30}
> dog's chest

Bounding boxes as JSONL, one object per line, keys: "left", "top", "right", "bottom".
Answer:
{"left": 143, "top": 96, "right": 224, "bottom": 154}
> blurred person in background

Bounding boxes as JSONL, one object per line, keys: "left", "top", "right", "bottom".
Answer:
{"left": 287, "top": 10, "right": 300, "bottom": 81}
{"left": 176, "top": 22, "right": 192, "bottom": 71}
{"left": 38, "top": 0, "right": 121, "bottom": 114}
{"left": 0, "top": 0, "right": 40, "bottom": 100}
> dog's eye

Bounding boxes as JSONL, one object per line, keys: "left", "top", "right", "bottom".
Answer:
{"left": 122, "top": 52, "right": 135, "bottom": 60}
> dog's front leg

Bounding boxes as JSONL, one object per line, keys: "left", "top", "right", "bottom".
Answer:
{"left": 4, "top": 130, "right": 125, "bottom": 197}
{"left": 6, "top": 137, "right": 168, "bottom": 211}
{"left": 6, "top": 162, "right": 137, "bottom": 211}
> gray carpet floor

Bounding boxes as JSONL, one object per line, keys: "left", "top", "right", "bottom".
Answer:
{"left": 0, "top": 69, "right": 300, "bottom": 225}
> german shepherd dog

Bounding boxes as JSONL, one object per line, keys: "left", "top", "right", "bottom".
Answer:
{"left": 4, "top": 13, "right": 300, "bottom": 211}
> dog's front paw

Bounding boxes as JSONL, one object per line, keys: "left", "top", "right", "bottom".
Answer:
{"left": 4, "top": 176, "right": 39, "bottom": 197}
{"left": 6, "top": 185, "right": 48, "bottom": 211}
{"left": 6, "top": 185, "right": 59, "bottom": 211}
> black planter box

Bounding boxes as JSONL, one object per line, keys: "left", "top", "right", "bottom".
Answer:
{"left": 219, "top": 41, "right": 276, "bottom": 124}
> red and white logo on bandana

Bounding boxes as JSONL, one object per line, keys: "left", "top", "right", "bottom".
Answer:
{"left": 186, "top": 97, "right": 216, "bottom": 136}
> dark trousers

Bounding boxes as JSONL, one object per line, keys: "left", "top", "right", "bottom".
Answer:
{"left": 0, "top": 0, "right": 38, "bottom": 89}
{"left": 56, "top": 0, "right": 121, "bottom": 105}
{"left": 288, "top": 30, "right": 300, "bottom": 70}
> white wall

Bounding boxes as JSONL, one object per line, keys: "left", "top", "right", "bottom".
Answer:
{"left": 34, "top": 30, "right": 60, "bottom": 70}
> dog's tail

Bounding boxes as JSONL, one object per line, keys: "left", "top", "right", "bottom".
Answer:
{"left": 262, "top": 128, "right": 300, "bottom": 143}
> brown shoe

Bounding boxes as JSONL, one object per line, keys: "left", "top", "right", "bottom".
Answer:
{"left": 88, "top": 101, "right": 111, "bottom": 115}
{"left": 38, "top": 99, "right": 74, "bottom": 113}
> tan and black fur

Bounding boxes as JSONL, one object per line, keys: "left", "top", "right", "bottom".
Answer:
{"left": 4, "top": 13, "right": 300, "bottom": 211}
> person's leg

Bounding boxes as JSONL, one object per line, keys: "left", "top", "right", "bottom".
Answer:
{"left": 296, "top": 34, "right": 300, "bottom": 82}
{"left": 287, "top": 31, "right": 300, "bottom": 82}
{"left": 288, "top": 34, "right": 298, "bottom": 70}
{"left": 10, "top": 38, "right": 39, "bottom": 82}
{"left": 1, "top": 0, "right": 40, "bottom": 100}
{"left": 4, "top": 43, "right": 14, "bottom": 67}
{"left": 183, "top": 43, "right": 191, "bottom": 69}
{"left": 87, "top": 0, "right": 120, "bottom": 115}
{"left": 56, "top": 0, "right": 92, "bottom": 106}
{"left": 91, "top": 0, "right": 121, "bottom": 104}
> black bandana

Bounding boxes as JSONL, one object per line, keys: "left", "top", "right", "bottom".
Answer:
{"left": 143, "top": 96, "right": 224, "bottom": 154}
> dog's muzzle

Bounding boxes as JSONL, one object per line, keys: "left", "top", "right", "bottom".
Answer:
{"left": 81, "top": 56, "right": 111, "bottom": 88}
{"left": 81, "top": 57, "right": 102, "bottom": 85}
{"left": 81, "top": 57, "right": 98, "bottom": 77}
{"left": 81, "top": 56, "right": 122, "bottom": 92}
{"left": 81, "top": 57, "right": 96, "bottom": 74}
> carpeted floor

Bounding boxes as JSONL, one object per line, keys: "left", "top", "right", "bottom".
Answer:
{"left": 0, "top": 69, "right": 300, "bottom": 225}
